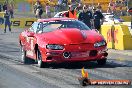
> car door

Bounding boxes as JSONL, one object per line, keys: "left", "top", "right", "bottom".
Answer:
{"left": 26, "top": 22, "right": 39, "bottom": 58}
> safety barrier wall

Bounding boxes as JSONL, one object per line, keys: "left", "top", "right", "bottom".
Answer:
{"left": 0, "top": 17, "right": 37, "bottom": 28}
{"left": 0, "top": 12, "right": 37, "bottom": 28}
{"left": 101, "top": 24, "right": 132, "bottom": 50}
{"left": 10, "top": 18, "right": 37, "bottom": 28}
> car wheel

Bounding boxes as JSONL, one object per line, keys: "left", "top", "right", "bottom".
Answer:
{"left": 37, "top": 49, "right": 45, "bottom": 68}
{"left": 21, "top": 46, "right": 28, "bottom": 64}
{"left": 97, "top": 58, "right": 107, "bottom": 65}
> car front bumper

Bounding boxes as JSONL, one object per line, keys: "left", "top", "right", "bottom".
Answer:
{"left": 42, "top": 48, "right": 108, "bottom": 63}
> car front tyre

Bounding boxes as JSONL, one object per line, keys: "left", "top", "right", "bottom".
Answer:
{"left": 37, "top": 50, "right": 45, "bottom": 68}
{"left": 97, "top": 58, "right": 107, "bottom": 65}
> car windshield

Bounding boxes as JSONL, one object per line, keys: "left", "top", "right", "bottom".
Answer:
{"left": 38, "top": 20, "right": 91, "bottom": 33}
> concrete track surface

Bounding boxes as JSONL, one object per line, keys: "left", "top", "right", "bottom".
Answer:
{"left": 0, "top": 28, "right": 132, "bottom": 88}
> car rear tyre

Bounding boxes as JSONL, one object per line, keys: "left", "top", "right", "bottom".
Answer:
{"left": 21, "top": 46, "right": 28, "bottom": 64}
{"left": 37, "top": 49, "right": 46, "bottom": 68}
{"left": 97, "top": 58, "right": 107, "bottom": 65}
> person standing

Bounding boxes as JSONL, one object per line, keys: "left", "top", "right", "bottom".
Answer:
{"left": 107, "top": 6, "right": 112, "bottom": 13}
{"left": 3, "top": 3, "right": 7, "bottom": 11}
{"left": 45, "top": 3, "right": 51, "bottom": 18}
{"left": 54, "top": 4, "right": 58, "bottom": 15}
{"left": 88, "top": 5, "right": 93, "bottom": 12}
{"left": 78, "top": 5, "right": 93, "bottom": 28}
{"left": 34, "top": 1, "right": 43, "bottom": 18}
{"left": 62, "top": 0, "right": 68, "bottom": 10}
{"left": 4, "top": 10, "right": 11, "bottom": 33}
{"left": 8, "top": 4, "right": 14, "bottom": 18}
{"left": 34, "top": 1, "right": 40, "bottom": 14}
{"left": 97, "top": 3, "right": 102, "bottom": 12}
{"left": 64, "top": 5, "right": 77, "bottom": 19}
{"left": 92, "top": 7, "right": 104, "bottom": 31}
{"left": 76, "top": 3, "right": 82, "bottom": 18}
{"left": 0, "top": 4, "right": 2, "bottom": 12}
{"left": 58, "top": 0, "right": 62, "bottom": 11}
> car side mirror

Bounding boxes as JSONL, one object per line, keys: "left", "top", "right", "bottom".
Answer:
{"left": 27, "top": 32, "right": 35, "bottom": 37}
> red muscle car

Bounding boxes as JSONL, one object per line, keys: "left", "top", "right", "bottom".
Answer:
{"left": 19, "top": 18, "right": 108, "bottom": 68}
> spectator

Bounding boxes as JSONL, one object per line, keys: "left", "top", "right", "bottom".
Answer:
{"left": 97, "top": 3, "right": 102, "bottom": 12}
{"left": 38, "top": 7, "right": 43, "bottom": 18}
{"left": 34, "top": 1, "right": 39, "bottom": 13}
{"left": 58, "top": 0, "right": 63, "bottom": 5}
{"left": 110, "top": 2, "right": 117, "bottom": 15}
{"left": 76, "top": 3, "right": 82, "bottom": 17}
{"left": 78, "top": 5, "right": 93, "bottom": 28}
{"left": 71, "top": 0, "right": 76, "bottom": 5}
{"left": 123, "top": 0, "right": 127, "bottom": 6}
{"left": 4, "top": 10, "right": 11, "bottom": 33}
{"left": 45, "top": 3, "right": 51, "bottom": 18}
{"left": 8, "top": 4, "right": 14, "bottom": 18}
{"left": 77, "top": 0, "right": 81, "bottom": 3}
{"left": 88, "top": 5, "right": 93, "bottom": 12}
{"left": 58, "top": 0, "right": 62, "bottom": 11}
{"left": 3, "top": 3, "right": 7, "bottom": 11}
{"left": 54, "top": 4, "right": 59, "bottom": 15}
{"left": 0, "top": 4, "right": 2, "bottom": 12}
{"left": 119, "top": 6, "right": 125, "bottom": 16}
{"left": 107, "top": 6, "right": 112, "bottom": 13}
{"left": 63, "top": 0, "right": 68, "bottom": 6}
{"left": 64, "top": 5, "right": 77, "bottom": 19}
{"left": 109, "top": 0, "right": 114, "bottom": 7}
{"left": 92, "top": 7, "right": 104, "bottom": 31}
{"left": 36, "top": 8, "right": 40, "bottom": 18}
{"left": 34, "top": 1, "right": 43, "bottom": 18}
{"left": 62, "top": 0, "right": 68, "bottom": 10}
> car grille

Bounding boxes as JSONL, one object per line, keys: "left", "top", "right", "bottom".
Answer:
{"left": 89, "top": 50, "right": 97, "bottom": 57}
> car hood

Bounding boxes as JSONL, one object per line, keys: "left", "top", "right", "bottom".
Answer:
{"left": 36, "top": 28, "right": 104, "bottom": 44}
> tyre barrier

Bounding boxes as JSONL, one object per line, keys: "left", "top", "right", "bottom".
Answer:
{"left": 101, "top": 24, "right": 132, "bottom": 50}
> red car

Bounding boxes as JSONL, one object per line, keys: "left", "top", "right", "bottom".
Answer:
{"left": 19, "top": 18, "right": 108, "bottom": 68}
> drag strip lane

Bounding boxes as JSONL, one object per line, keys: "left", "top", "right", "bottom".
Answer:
{"left": 0, "top": 56, "right": 81, "bottom": 88}
{"left": 0, "top": 53, "right": 131, "bottom": 88}
{"left": 0, "top": 58, "right": 59, "bottom": 88}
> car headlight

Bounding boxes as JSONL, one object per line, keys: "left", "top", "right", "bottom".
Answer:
{"left": 94, "top": 41, "right": 106, "bottom": 48}
{"left": 46, "top": 44, "right": 64, "bottom": 50}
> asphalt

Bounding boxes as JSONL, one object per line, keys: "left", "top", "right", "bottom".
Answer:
{"left": 108, "top": 49, "right": 132, "bottom": 58}
{"left": 0, "top": 58, "right": 59, "bottom": 88}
